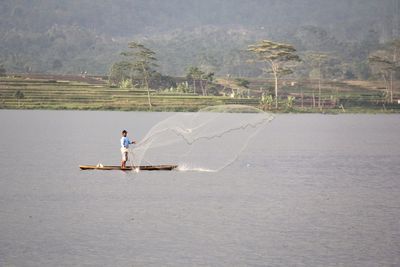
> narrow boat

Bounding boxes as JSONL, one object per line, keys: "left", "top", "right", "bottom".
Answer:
{"left": 79, "top": 165, "right": 178, "bottom": 171}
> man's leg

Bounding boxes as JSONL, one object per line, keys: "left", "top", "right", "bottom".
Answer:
{"left": 121, "top": 152, "right": 126, "bottom": 168}
{"left": 122, "top": 152, "right": 128, "bottom": 168}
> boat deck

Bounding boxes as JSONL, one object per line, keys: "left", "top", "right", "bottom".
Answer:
{"left": 79, "top": 165, "right": 178, "bottom": 171}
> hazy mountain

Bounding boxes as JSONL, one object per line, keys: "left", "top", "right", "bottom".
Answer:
{"left": 0, "top": 0, "right": 399, "bottom": 76}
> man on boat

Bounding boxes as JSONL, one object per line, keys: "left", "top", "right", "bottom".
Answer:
{"left": 121, "top": 130, "right": 136, "bottom": 168}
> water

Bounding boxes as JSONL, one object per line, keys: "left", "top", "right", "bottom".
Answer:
{"left": 0, "top": 110, "right": 399, "bottom": 267}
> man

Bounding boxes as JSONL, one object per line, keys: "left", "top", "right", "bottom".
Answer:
{"left": 120, "top": 130, "right": 136, "bottom": 168}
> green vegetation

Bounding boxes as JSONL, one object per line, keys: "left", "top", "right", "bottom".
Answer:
{"left": 369, "top": 40, "right": 400, "bottom": 103}
{"left": 303, "top": 52, "right": 331, "bottom": 109}
{"left": 0, "top": 1, "right": 399, "bottom": 113}
{"left": 0, "top": 0, "right": 399, "bottom": 77}
{"left": 185, "top": 67, "right": 215, "bottom": 96}
{"left": 0, "top": 75, "right": 399, "bottom": 113}
{"left": 248, "top": 40, "right": 301, "bottom": 108}
{"left": 0, "top": 64, "right": 6, "bottom": 77}
{"left": 115, "top": 42, "right": 159, "bottom": 109}
{"left": 0, "top": 76, "right": 245, "bottom": 111}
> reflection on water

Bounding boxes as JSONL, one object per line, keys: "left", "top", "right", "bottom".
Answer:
{"left": 0, "top": 111, "right": 399, "bottom": 266}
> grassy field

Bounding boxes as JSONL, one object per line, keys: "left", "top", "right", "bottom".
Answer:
{"left": 0, "top": 75, "right": 399, "bottom": 113}
{"left": 0, "top": 75, "right": 260, "bottom": 112}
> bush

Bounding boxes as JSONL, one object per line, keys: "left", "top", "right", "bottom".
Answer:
{"left": 208, "top": 86, "right": 220, "bottom": 96}
{"left": 119, "top": 79, "right": 133, "bottom": 89}
{"left": 0, "top": 64, "right": 6, "bottom": 77}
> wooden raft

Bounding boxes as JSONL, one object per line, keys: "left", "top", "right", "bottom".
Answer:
{"left": 79, "top": 165, "right": 178, "bottom": 171}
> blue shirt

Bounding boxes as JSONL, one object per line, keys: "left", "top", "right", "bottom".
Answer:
{"left": 121, "top": 136, "right": 131, "bottom": 148}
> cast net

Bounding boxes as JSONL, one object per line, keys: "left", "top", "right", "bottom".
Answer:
{"left": 131, "top": 105, "right": 274, "bottom": 172}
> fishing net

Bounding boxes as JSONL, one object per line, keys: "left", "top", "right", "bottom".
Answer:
{"left": 131, "top": 105, "right": 274, "bottom": 172}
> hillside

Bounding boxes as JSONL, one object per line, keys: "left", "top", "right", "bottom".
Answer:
{"left": 0, "top": 0, "right": 399, "bottom": 76}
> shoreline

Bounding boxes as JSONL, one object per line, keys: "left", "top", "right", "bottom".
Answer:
{"left": 1, "top": 106, "right": 399, "bottom": 114}
{"left": 1, "top": 75, "right": 399, "bottom": 114}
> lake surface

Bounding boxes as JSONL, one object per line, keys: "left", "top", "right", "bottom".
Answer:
{"left": 0, "top": 110, "right": 399, "bottom": 267}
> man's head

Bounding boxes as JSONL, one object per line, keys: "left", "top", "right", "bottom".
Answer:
{"left": 122, "top": 130, "right": 127, "bottom": 137}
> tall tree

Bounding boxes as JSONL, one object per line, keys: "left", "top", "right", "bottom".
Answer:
{"left": 120, "top": 42, "right": 158, "bottom": 109}
{"left": 186, "top": 67, "right": 205, "bottom": 95}
{"left": 108, "top": 61, "right": 133, "bottom": 86}
{"left": 369, "top": 39, "right": 400, "bottom": 103}
{"left": 248, "top": 40, "right": 300, "bottom": 108}
{"left": 304, "top": 52, "right": 330, "bottom": 109}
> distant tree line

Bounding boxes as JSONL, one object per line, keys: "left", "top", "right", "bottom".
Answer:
{"left": 109, "top": 38, "right": 399, "bottom": 105}
{"left": 0, "top": 0, "right": 399, "bottom": 81}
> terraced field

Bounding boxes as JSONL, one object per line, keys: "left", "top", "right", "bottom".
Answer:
{"left": 238, "top": 78, "right": 400, "bottom": 111}
{"left": 0, "top": 77, "right": 259, "bottom": 111}
{"left": 0, "top": 75, "right": 398, "bottom": 112}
